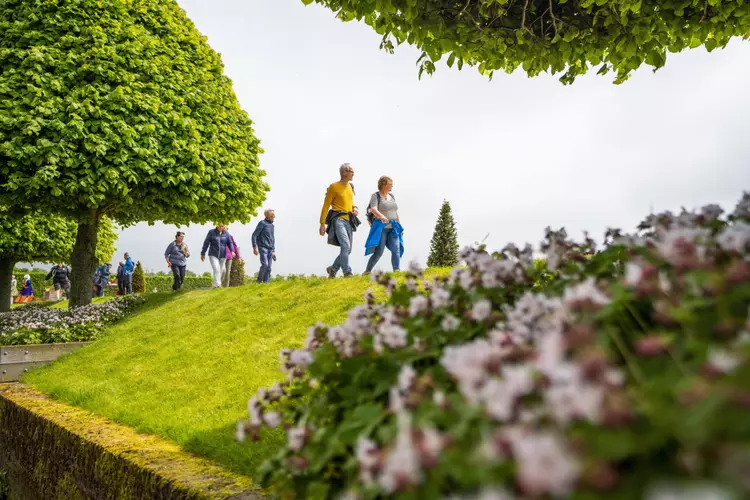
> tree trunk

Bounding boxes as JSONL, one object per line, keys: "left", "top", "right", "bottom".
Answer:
{"left": 0, "top": 257, "right": 16, "bottom": 313}
{"left": 69, "top": 216, "right": 100, "bottom": 308}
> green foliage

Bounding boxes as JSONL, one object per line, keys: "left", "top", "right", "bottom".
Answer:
{"left": 427, "top": 200, "right": 459, "bottom": 268}
{"left": 131, "top": 262, "right": 146, "bottom": 294}
{"left": 142, "top": 275, "right": 212, "bottom": 292}
{"left": 26, "top": 277, "right": 384, "bottom": 478}
{"left": 0, "top": 0, "right": 268, "bottom": 225}
{"left": 244, "top": 195, "right": 750, "bottom": 498}
{"left": 304, "top": 0, "right": 750, "bottom": 84}
{"left": 0, "top": 0, "right": 268, "bottom": 306}
{"left": 229, "top": 258, "right": 246, "bottom": 287}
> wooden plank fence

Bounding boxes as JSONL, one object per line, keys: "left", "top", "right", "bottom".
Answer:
{"left": 0, "top": 342, "right": 91, "bottom": 382}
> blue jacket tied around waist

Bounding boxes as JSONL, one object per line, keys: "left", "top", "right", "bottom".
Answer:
{"left": 365, "top": 220, "right": 404, "bottom": 257}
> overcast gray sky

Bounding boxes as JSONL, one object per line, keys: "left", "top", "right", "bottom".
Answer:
{"left": 110, "top": 0, "right": 750, "bottom": 276}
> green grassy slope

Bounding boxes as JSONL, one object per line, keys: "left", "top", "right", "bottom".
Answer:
{"left": 25, "top": 277, "right": 378, "bottom": 479}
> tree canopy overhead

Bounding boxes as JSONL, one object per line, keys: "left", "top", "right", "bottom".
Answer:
{"left": 0, "top": 0, "right": 268, "bottom": 305}
{"left": 303, "top": 0, "right": 750, "bottom": 83}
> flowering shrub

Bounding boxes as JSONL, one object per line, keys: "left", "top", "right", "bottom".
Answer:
{"left": 239, "top": 193, "right": 750, "bottom": 499}
{"left": 0, "top": 295, "right": 145, "bottom": 345}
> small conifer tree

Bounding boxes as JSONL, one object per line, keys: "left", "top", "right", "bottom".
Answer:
{"left": 132, "top": 261, "right": 146, "bottom": 294}
{"left": 427, "top": 200, "right": 459, "bottom": 268}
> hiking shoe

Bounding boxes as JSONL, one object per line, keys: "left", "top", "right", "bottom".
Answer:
{"left": 343, "top": 271, "right": 353, "bottom": 278}
{"left": 326, "top": 266, "right": 336, "bottom": 279}
{"left": 362, "top": 271, "right": 371, "bottom": 276}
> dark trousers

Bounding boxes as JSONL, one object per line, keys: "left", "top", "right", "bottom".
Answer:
{"left": 122, "top": 273, "right": 132, "bottom": 294}
{"left": 53, "top": 280, "right": 70, "bottom": 299}
{"left": 171, "top": 265, "right": 186, "bottom": 290}
{"left": 117, "top": 276, "right": 124, "bottom": 295}
{"left": 257, "top": 248, "right": 273, "bottom": 283}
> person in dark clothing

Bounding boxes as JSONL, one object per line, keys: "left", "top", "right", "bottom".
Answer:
{"left": 252, "top": 209, "right": 276, "bottom": 283}
{"left": 93, "top": 263, "right": 111, "bottom": 297}
{"left": 122, "top": 253, "right": 135, "bottom": 294}
{"left": 200, "top": 224, "right": 236, "bottom": 289}
{"left": 116, "top": 261, "right": 125, "bottom": 295}
{"left": 45, "top": 263, "right": 71, "bottom": 299}
{"left": 165, "top": 231, "right": 190, "bottom": 291}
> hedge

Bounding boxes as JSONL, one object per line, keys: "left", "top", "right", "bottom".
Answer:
{"left": 11, "top": 270, "right": 214, "bottom": 297}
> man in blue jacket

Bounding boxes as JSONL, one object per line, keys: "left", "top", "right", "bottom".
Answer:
{"left": 122, "top": 252, "right": 135, "bottom": 294}
{"left": 252, "top": 209, "right": 276, "bottom": 283}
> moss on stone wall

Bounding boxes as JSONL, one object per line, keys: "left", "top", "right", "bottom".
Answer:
{"left": 0, "top": 384, "right": 260, "bottom": 499}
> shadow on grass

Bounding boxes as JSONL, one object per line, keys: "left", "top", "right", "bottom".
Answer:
{"left": 181, "top": 422, "right": 285, "bottom": 481}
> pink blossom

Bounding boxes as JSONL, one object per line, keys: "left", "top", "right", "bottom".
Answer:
{"left": 511, "top": 431, "right": 581, "bottom": 497}
{"left": 471, "top": 299, "right": 492, "bottom": 321}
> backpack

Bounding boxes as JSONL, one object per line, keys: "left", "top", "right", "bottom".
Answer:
{"left": 366, "top": 192, "right": 396, "bottom": 226}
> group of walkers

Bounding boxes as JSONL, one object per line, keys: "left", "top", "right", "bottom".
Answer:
{"left": 8, "top": 163, "right": 400, "bottom": 302}
{"left": 319, "top": 163, "right": 403, "bottom": 278}
{"left": 160, "top": 162, "right": 400, "bottom": 292}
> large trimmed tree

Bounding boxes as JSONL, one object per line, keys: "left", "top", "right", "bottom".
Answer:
{"left": 302, "top": 0, "right": 750, "bottom": 83}
{"left": 0, "top": 209, "right": 117, "bottom": 312}
{"left": 0, "top": 0, "right": 268, "bottom": 306}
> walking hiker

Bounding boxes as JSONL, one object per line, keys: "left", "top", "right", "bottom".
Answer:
{"left": 165, "top": 231, "right": 190, "bottom": 291}
{"left": 200, "top": 223, "right": 236, "bottom": 288}
{"left": 364, "top": 176, "right": 404, "bottom": 274}
{"left": 94, "top": 263, "right": 112, "bottom": 297}
{"left": 319, "top": 163, "right": 360, "bottom": 278}
{"left": 222, "top": 227, "right": 241, "bottom": 288}
{"left": 116, "top": 261, "right": 125, "bottom": 295}
{"left": 122, "top": 252, "right": 135, "bottom": 294}
{"left": 45, "top": 263, "right": 71, "bottom": 299}
{"left": 252, "top": 209, "right": 276, "bottom": 283}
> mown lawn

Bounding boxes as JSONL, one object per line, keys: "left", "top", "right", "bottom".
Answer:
{"left": 25, "top": 276, "right": 379, "bottom": 480}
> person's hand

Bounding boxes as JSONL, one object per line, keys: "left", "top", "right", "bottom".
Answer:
{"left": 352, "top": 208, "right": 359, "bottom": 217}
{"left": 253, "top": 248, "right": 259, "bottom": 256}
{"left": 379, "top": 215, "right": 388, "bottom": 223}
{"left": 167, "top": 262, "right": 172, "bottom": 268}
{"left": 231, "top": 252, "right": 236, "bottom": 259}
{"left": 272, "top": 251, "right": 276, "bottom": 257}
{"left": 201, "top": 255, "right": 205, "bottom": 262}
{"left": 319, "top": 224, "right": 326, "bottom": 236}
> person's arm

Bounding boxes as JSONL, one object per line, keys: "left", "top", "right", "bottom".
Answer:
{"left": 165, "top": 242, "right": 174, "bottom": 267}
{"left": 251, "top": 222, "right": 263, "bottom": 254}
{"left": 201, "top": 231, "right": 210, "bottom": 256}
{"left": 45, "top": 268, "right": 53, "bottom": 280}
{"left": 226, "top": 233, "right": 236, "bottom": 257}
{"left": 319, "top": 185, "right": 334, "bottom": 225}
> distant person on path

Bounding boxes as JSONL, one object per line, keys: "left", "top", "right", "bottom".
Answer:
{"left": 201, "top": 223, "right": 236, "bottom": 289}
{"left": 319, "top": 163, "right": 360, "bottom": 278}
{"left": 252, "top": 209, "right": 276, "bottom": 283}
{"left": 45, "top": 263, "right": 71, "bottom": 299}
{"left": 116, "top": 261, "right": 125, "bottom": 295}
{"left": 19, "top": 274, "right": 34, "bottom": 302}
{"left": 364, "top": 176, "right": 404, "bottom": 274}
{"left": 94, "top": 263, "right": 112, "bottom": 297}
{"left": 165, "top": 231, "right": 190, "bottom": 291}
{"left": 10, "top": 276, "right": 18, "bottom": 306}
{"left": 221, "top": 228, "right": 241, "bottom": 288}
{"left": 122, "top": 252, "right": 135, "bottom": 295}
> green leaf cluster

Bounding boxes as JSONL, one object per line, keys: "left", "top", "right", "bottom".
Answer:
{"left": 304, "top": 0, "right": 750, "bottom": 83}
{"left": 0, "top": 0, "right": 268, "bottom": 225}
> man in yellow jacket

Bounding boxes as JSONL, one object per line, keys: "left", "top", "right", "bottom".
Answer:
{"left": 319, "top": 163, "right": 360, "bottom": 278}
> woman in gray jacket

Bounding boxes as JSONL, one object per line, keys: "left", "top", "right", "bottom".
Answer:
{"left": 165, "top": 231, "right": 190, "bottom": 291}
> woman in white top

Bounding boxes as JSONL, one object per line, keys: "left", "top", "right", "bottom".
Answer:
{"left": 364, "top": 176, "right": 401, "bottom": 274}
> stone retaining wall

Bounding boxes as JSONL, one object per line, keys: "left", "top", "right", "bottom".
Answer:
{"left": 0, "top": 384, "right": 260, "bottom": 500}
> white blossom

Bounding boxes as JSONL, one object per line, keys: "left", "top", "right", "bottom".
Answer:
{"left": 409, "top": 295, "right": 430, "bottom": 317}
{"left": 441, "top": 314, "right": 461, "bottom": 331}
{"left": 287, "top": 425, "right": 307, "bottom": 452}
{"left": 511, "top": 432, "right": 581, "bottom": 497}
{"left": 471, "top": 299, "right": 492, "bottom": 321}
{"left": 563, "top": 278, "right": 610, "bottom": 308}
